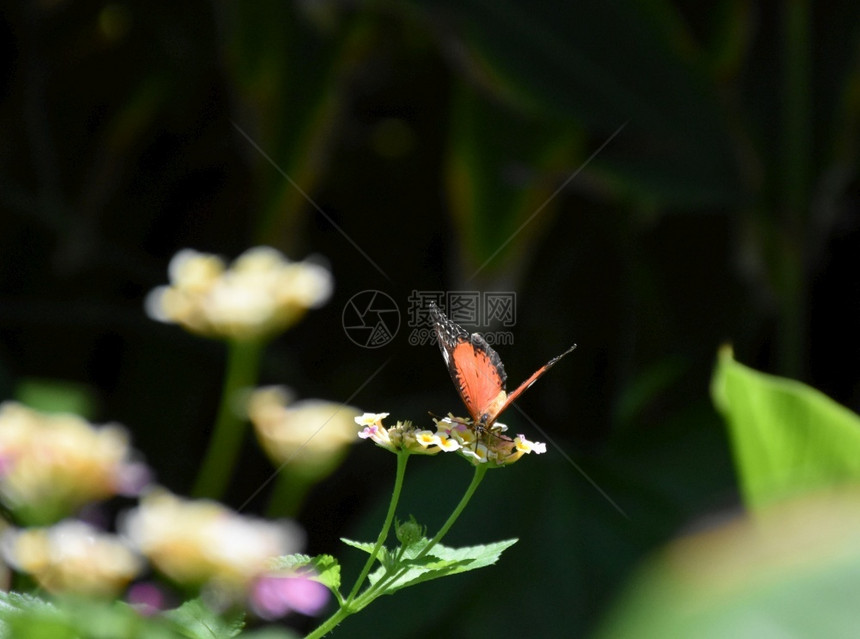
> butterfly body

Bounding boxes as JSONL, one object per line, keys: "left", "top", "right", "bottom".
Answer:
{"left": 429, "top": 302, "right": 576, "bottom": 433}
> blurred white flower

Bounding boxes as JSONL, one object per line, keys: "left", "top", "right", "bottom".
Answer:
{"left": 0, "top": 402, "right": 150, "bottom": 524}
{"left": 145, "top": 247, "right": 333, "bottom": 340}
{"left": 3, "top": 520, "right": 142, "bottom": 597}
{"left": 120, "top": 490, "right": 303, "bottom": 589}
{"left": 248, "top": 387, "right": 361, "bottom": 477}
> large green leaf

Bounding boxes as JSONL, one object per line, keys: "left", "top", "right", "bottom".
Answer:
{"left": 595, "top": 491, "right": 860, "bottom": 638}
{"left": 711, "top": 346, "right": 860, "bottom": 510}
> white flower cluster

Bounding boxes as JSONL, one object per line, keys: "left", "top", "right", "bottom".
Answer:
{"left": 145, "top": 247, "right": 332, "bottom": 340}
{"left": 356, "top": 413, "right": 547, "bottom": 465}
{"left": 0, "top": 402, "right": 149, "bottom": 524}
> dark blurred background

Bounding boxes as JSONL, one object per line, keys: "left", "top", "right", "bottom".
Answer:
{"left": 1, "top": 1, "right": 858, "bottom": 636}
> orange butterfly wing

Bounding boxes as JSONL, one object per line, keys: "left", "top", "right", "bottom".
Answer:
{"left": 492, "top": 343, "right": 579, "bottom": 422}
{"left": 430, "top": 302, "right": 508, "bottom": 424}
{"left": 430, "top": 302, "right": 576, "bottom": 428}
{"left": 447, "top": 337, "right": 509, "bottom": 424}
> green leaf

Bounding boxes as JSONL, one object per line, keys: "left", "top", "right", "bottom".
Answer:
{"left": 340, "top": 538, "right": 393, "bottom": 571}
{"left": 711, "top": 346, "right": 860, "bottom": 510}
{"left": 163, "top": 599, "right": 244, "bottom": 639}
{"left": 269, "top": 554, "right": 341, "bottom": 594}
{"left": 339, "top": 538, "right": 376, "bottom": 555}
{"left": 595, "top": 492, "right": 860, "bottom": 639}
{"left": 0, "top": 594, "right": 183, "bottom": 639}
{"left": 367, "top": 538, "right": 518, "bottom": 595}
{"left": 0, "top": 592, "right": 55, "bottom": 639}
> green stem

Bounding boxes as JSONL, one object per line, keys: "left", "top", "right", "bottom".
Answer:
{"left": 306, "top": 452, "right": 409, "bottom": 639}
{"left": 305, "top": 606, "right": 352, "bottom": 639}
{"left": 345, "top": 451, "right": 410, "bottom": 603}
{"left": 355, "top": 463, "right": 489, "bottom": 608}
{"left": 192, "top": 338, "right": 266, "bottom": 499}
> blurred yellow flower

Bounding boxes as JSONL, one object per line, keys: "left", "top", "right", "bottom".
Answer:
{"left": 0, "top": 402, "right": 149, "bottom": 524}
{"left": 3, "top": 520, "right": 142, "bottom": 597}
{"left": 145, "top": 247, "right": 333, "bottom": 340}
{"left": 248, "top": 387, "right": 361, "bottom": 478}
{"left": 120, "top": 490, "right": 303, "bottom": 589}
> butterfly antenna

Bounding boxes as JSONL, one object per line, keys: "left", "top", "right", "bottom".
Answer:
{"left": 549, "top": 343, "right": 578, "bottom": 366}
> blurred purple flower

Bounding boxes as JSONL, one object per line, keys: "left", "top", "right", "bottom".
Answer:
{"left": 127, "top": 582, "right": 168, "bottom": 616}
{"left": 250, "top": 574, "right": 329, "bottom": 620}
{"left": 117, "top": 461, "right": 154, "bottom": 496}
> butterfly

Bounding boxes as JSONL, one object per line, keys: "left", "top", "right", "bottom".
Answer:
{"left": 429, "top": 302, "right": 576, "bottom": 435}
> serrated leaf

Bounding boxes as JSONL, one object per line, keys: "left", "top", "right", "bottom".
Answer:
{"left": 0, "top": 591, "right": 54, "bottom": 614}
{"left": 0, "top": 592, "right": 56, "bottom": 639}
{"left": 0, "top": 594, "right": 181, "bottom": 639}
{"left": 270, "top": 553, "right": 316, "bottom": 570}
{"left": 367, "top": 538, "right": 518, "bottom": 595}
{"left": 269, "top": 553, "right": 341, "bottom": 593}
{"left": 163, "top": 599, "right": 244, "bottom": 639}
{"left": 711, "top": 346, "right": 860, "bottom": 510}
{"left": 340, "top": 538, "right": 393, "bottom": 569}
{"left": 339, "top": 538, "right": 376, "bottom": 554}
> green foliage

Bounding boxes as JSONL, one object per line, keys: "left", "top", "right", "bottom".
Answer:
{"left": 163, "top": 599, "right": 245, "bottom": 639}
{"left": 594, "top": 491, "right": 860, "bottom": 638}
{"left": 0, "top": 593, "right": 242, "bottom": 639}
{"left": 344, "top": 536, "right": 517, "bottom": 596}
{"left": 3, "top": 0, "right": 859, "bottom": 636}
{"left": 270, "top": 554, "right": 341, "bottom": 595}
{"left": 711, "top": 346, "right": 860, "bottom": 509}
{"left": 15, "top": 378, "right": 98, "bottom": 419}
{"left": 0, "top": 594, "right": 307, "bottom": 639}
{"left": 593, "top": 351, "right": 860, "bottom": 637}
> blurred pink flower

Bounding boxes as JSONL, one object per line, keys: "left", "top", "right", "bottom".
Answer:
{"left": 250, "top": 574, "right": 329, "bottom": 619}
{"left": 126, "top": 582, "right": 168, "bottom": 616}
